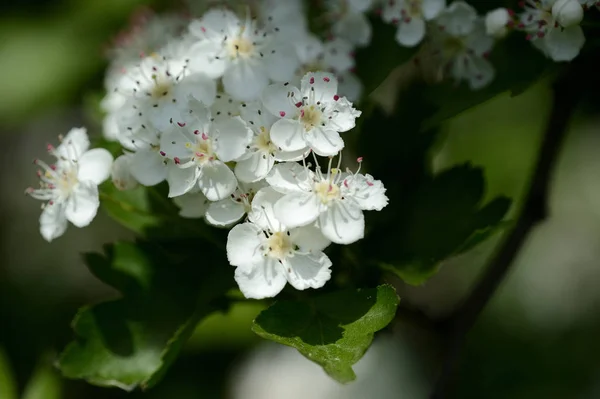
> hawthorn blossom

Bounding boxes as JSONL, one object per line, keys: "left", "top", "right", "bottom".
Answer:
{"left": 205, "top": 181, "right": 266, "bottom": 227}
{"left": 518, "top": 0, "right": 585, "bottom": 61}
{"left": 26, "top": 128, "right": 113, "bottom": 242}
{"left": 485, "top": 8, "right": 513, "bottom": 38}
{"left": 226, "top": 187, "right": 332, "bottom": 299}
{"left": 429, "top": 2, "right": 496, "bottom": 90}
{"left": 187, "top": 8, "right": 298, "bottom": 101}
{"left": 382, "top": 0, "right": 446, "bottom": 47}
{"left": 235, "top": 101, "right": 307, "bottom": 183}
{"left": 266, "top": 159, "right": 388, "bottom": 245}
{"left": 159, "top": 106, "right": 252, "bottom": 200}
{"left": 325, "top": 0, "right": 374, "bottom": 46}
{"left": 261, "top": 72, "right": 361, "bottom": 157}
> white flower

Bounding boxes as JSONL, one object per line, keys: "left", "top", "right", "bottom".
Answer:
{"left": 382, "top": 0, "right": 446, "bottom": 47}
{"left": 326, "top": 0, "right": 374, "bottom": 47}
{"left": 188, "top": 8, "right": 299, "bottom": 101}
{"left": 518, "top": 0, "right": 585, "bottom": 61}
{"left": 159, "top": 106, "right": 252, "bottom": 200}
{"left": 266, "top": 159, "right": 388, "bottom": 245}
{"left": 553, "top": 0, "right": 584, "bottom": 27}
{"left": 261, "top": 72, "right": 361, "bottom": 157}
{"left": 26, "top": 128, "right": 113, "bottom": 242}
{"left": 173, "top": 189, "right": 211, "bottom": 219}
{"left": 485, "top": 8, "right": 512, "bottom": 38}
{"left": 206, "top": 181, "right": 266, "bottom": 227}
{"left": 258, "top": 0, "right": 308, "bottom": 39}
{"left": 226, "top": 187, "right": 332, "bottom": 299}
{"left": 430, "top": 2, "right": 496, "bottom": 90}
{"left": 111, "top": 153, "right": 138, "bottom": 191}
{"left": 211, "top": 93, "right": 243, "bottom": 121}
{"left": 235, "top": 101, "right": 308, "bottom": 183}
{"left": 293, "top": 35, "right": 362, "bottom": 101}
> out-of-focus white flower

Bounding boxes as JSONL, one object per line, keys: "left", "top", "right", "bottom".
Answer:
{"left": 159, "top": 106, "right": 252, "bottom": 200}
{"left": 226, "top": 187, "right": 332, "bottom": 299}
{"left": 382, "top": 0, "right": 447, "bottom": 47}
{"left": 26, "top": 128, "right": 113, "bottom": 242}
{"left": 111, "top": 153, "right": 138, "bottom": 191}
{"left": 173, "top": 189, "right": 210, "bottom": 219}
{"left": 326, "top": 0, "right": 374, "bottom": 46}
{"left": 188, "top": 8, "right": 299, "bottom": 101}
{"left": 553, "top": 0, "right": 584, "bottom": 27}
{"left": 430, "top": 2, "right": 496, "bottom": 90}
{"left": 266, "top": 159, "right": 388, "bottom": 245}
{"left": 206, "top": 181, "right": 266, "bottom": 227}
{"left": 485, "top": 8, "right": 513, "bottom": 38}
{"left": 518, "top": 0, "right": 585, "bottom": 61}
{"left": 261, "top": 72, "right": 361, "bottom": 156}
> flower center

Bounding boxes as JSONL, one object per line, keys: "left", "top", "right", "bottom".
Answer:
{"left": 442, "top": 36, "right": 466, "bottom": 57}
{"left": 406, "top": 0, "right": 423, "bottom": 17}
{"left": 150, "top": 79, "right": 173, "bottom": 99}
{"left": 256, "top": 127, "right": 276, "bottom": 153}
{"left": 300, "top": 105, "right": 323, "bottom": 131}
{"left": 187, "top": 136, "right": 215, "bottom": 165}
{"left": 265, "top": 231, "right": 293, "bottom": 259}
{"left": 228, "top": 36, "right": 255, "bottom": 59}
{"left": 314, "top": 180, "right": 340, "bottom": 204}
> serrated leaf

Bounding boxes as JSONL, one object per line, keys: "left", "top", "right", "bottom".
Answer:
{"left": 252, "top": 285, "right": 399, "bottom": 383}
{"left": 58, "top": 241, "right": 233, "bottom": 390}
{"left": 375, "top": 163, "right": 512, "bottom": 285}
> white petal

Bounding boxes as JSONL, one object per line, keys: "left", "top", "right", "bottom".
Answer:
{"left": 466, "top": 56, "right": 495, "bottom": 90}
{"left": 65, "top": 181, "right": 100, "bottom": 228}
{"left": 305, "top": 128, "right": 345, "bottom": 156}
{"left": 294, "top": 33, "right": 325, "bottom": 64}
{"left": 396, "top": 17, "right": 426, "bottom": 47}
{"left": 270, "top": 119, "right": 307, "bottom": 152}
{"left": 235, "top": 151, "right": 275, "bottom": 183}
{"left": 159, "top": 129, "right": 193, "bottom": 160}
{"left": 266, "top": 162, "right": 313, "bottom": 194}
{"left": 223, "top": 62, "right": 270, "bottom": 101}
{"left": 332, "top": 12, "right": 372, "bottom": 46}
{"left": 234, "top": 259, "right": 287, "bottom": 299}
{"left": 329, "top": 97, "right": 361, "bottom": 132}
{"left": 422, "top": 0, "right": 447, "bottom": 20}
{"left": 284, "top": 253, "right": 332, "bottom": 291}
{"left": 290, "top": 224, "right": 331, "bottom": 252}
{"left": 167, "top": 164, "right": 198, "bottom": 197}
{"left": 148, "top": 101, "right": 181, "bottom": 132}
{"left": 301, "top": 72, "right": 339, "bottom": 103}
{"left": 338, "top": 72, "right": 363, "bottom": 102}
{"left": 248, "top": 186, "right": 285, "bottom": 232}
{"left": 179, "top": 73, "right": 217, "bottom": 106}
{"left": 55, "top": 127, "right": 90, "bottom": 160}
{"left": 322, "top": 37, "right": 355, "bottom": 72}
{"left": 265, "top": 44, "right": 300, "bottom": 82}
{"left": 39, "top": 203, "right": 68, "bottom": 242}
{"left": 261, "top": 83, "right": 301, "bottom": 119}
{"left": 240, "top": 100, "right": 278, "bottom": 129}
{"left": 198, "top": 161, "right": 237, "bottom": 201}
{"left": 187, "top": 41, "right": 227, "bottom": 78}
{"left": 274, "top": 191, "right": 321, "bottom": 228}
{"left": 77, "top": 148, "right": 113, "bottom": 185}
{"left": 436, "top": 1, "right": 477, "bottom": 36}
{"left": 130, "top": 149, "right": 168, "bottom": 186}
{"left": 341, "top": 173, "right": 388, "bottom": 211}
{"left": 273, "top": 148, "right": 310, "bottom": 162}
{"left": 319, "top": 200, "right": 365, "bottom": 244}
{"left": 227, "top": 222, "right": 266, "bottom": 267}
{"left": 206, "top": 199, "right": 246, "bottom": 227}
{"left": 213, "top": 117, "right": 252, "bottom": 162}
{"left": 111, "top": 154, "right": 138, "bottom": 191}
{"left": 172, "top": 191, "right": 209, "bottom": 218}
{"left": 545, "top": 25, "right": 585, "bottom": 62}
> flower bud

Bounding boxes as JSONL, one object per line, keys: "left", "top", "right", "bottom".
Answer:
{"left": 552, "top": 0, "right": 584, "bottom": 28}
{"left": 485, "top": 8, "right": 511, "bottom": 38}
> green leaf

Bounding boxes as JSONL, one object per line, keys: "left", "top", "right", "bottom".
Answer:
{"left": 355, "top": 17, "right": 419, "bottom": 95}
{"left": 22, "top": 357, "right": 63, "bottom": 399}
{"left": 0, "top": 348, "right": 17, "bottom": 399}
{"left": 58, "top": 240, "right": 233, "bottom": 391}
{"left": 375, "top": 163, "right": 512, "bottom": 285}
{"left": 252, "top": 285, "right": 399, "bottom": 383}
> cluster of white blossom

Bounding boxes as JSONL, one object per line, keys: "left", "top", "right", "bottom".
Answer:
{"left": 380, "top": 0, "right": 589, "bottom": 89}
{"left": 27, "top": 1, "right": 389, "bottom": 299}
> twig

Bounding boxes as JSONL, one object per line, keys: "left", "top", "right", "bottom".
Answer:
{"left": 430, "top": 69, "right": 581, "bottom": 398}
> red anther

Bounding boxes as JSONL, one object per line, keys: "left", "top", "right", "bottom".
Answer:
{"left": 201, "top": 132, "right": 208, "bottom": 140}
{"left": 367, "top": 181, "right": 374, "bottom": 186}
{"left": 177, "top": 122, "right": 186, "bottom": 127}
{"left": 50, "top": 164, "right": 57, "bottom": 170}
{"left": 160, "top": 151, "right": 166, "bottom": 156}
{"left": 323, "top": 77, "right": 330, "bottom": 82}
{"left": 333, "top": 95, "right": 340, "bottom": 101}
{"left": 46, "top": 144, "right": 55, "bottom": 152}
{"left": 48, "top": 200, "right": 54, "bottom": 205}
{"left": 357, "top": 157, "right": 363, "bottom": 163}
{"left": 309, "top": 77, "right": 315, "bottom": 84}
{"left": 174, "top": 157, "right": 181, "bottom": 164}
{"left": 508, "top": 9, "right": 515, "bottom": 16}
{"left": 525, "top": 33, "right": 533, "bottom": 40}
{"left": 279, "top": 111, "right": 286, "bottom": 117}
{"left": 201, "top": 26, "right": 206, "bottom": 32}
{"left": 537, "top": 31, "right": 545, "bottom": 38}
{"left": 295, "top": 102, "right": 303, "bottom": 108}
{"left": 344, "top": 179, "right": 349, "bottom": 188}
{"left": 194, "top": 130, "right": 199, "bottom": 135}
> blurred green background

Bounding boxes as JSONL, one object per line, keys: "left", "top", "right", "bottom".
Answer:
{"left": 2, "top": 1, "right": 600, "bottom": 398}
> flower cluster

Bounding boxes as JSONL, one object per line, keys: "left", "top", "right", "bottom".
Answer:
{"left": 27, "top": 2, "right": 388, "bottom": 299}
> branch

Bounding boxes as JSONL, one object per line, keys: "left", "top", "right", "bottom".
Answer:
{"left": 430, "top": 70, "right": 581, "bottom": 399}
